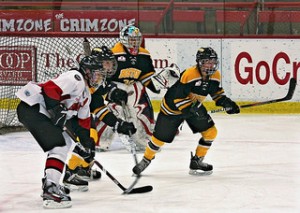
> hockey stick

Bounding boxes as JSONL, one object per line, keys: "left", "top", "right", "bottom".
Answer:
{"left": 93, "top": 160, "right": 152, "bottom": 194}
{"left": 65, "top": 46, "right": 80, "bottom": 69}
{"left": 64, "top": 127, "right": 153, "bottom": 194}
{"left": 209, "top": 78, "right": 297, "bottom": 114}
{"left": 83, "top": 37, "right": 91, "bottom": 56}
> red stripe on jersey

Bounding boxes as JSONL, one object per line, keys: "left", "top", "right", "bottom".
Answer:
{"left": 41, "top": 81, "right": 63, "bottom": 101}
{"left": 79, "top": 117, "right": 91, "bottom": 129}
{"left": 45, "top": 158, "right": 65, "bottom": 172}
{"left": 82, "top": 97, "right": 89, "bottom": 107}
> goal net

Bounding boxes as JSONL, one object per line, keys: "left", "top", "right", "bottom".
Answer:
{"left": 0, "top": 33, "right": 119, "bottom": 133}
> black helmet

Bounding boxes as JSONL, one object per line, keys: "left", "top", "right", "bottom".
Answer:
{"left": 196, "top": 47, "right": 219, "bottom": 75}
{"left": 91, "top": 46, "right": 117, "bottom": 78}
{"left": 79, "top": 55, "right": 105, "bottom": 89}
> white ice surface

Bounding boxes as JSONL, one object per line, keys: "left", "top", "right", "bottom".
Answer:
{"left": 0, "top": 114, "right": 300, "bottom": 213}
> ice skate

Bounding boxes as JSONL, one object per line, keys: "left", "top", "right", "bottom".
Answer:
{"left": 63, "top": 166, "right": 89, "bottom": 192}
{"left": 77, "top": 166, "right": 101, "bottom": 181}
{"left": 132, "top": 157, "right": 151, "bottom": 175}
{"left": 189, "top": 152, "right": 213, "bottom": 176}
{"left": 42, "top": 178, "right": 72, "bottom": 209}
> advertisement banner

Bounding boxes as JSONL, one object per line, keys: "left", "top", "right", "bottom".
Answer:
{"left": 145, "top": 38, "right": 300, "bottom": 102}
{"left": 0, "top": 10, "right": 136, "bottom": 33}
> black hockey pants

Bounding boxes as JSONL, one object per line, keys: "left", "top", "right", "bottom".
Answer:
{"left": 17, "top": 101, "right": 66, "bottom": 152}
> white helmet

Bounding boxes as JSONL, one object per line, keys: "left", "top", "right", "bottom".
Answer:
{"left": 119, "top": 25, "right": 142, "bottom": 55}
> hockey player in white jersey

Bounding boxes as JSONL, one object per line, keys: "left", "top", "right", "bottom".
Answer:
{"left": 16, "top": 54, "right": 108, "bottom": 209}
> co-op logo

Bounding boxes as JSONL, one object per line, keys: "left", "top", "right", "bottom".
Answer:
{"left": 0, "top": 46, "right": 36, "bottom": 86}
{"left": 0, "top": 52, "right": 32, "bottom": 69}
{"left": 235, "top": 52, "right": 299, "bottom": 85}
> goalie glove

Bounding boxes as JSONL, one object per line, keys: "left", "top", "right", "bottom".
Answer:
{"left": 152, "top": 64, "right": 181, "bottom": 89}
{"left": 48, "top": 104, "right": 68, "bottom": 129}
{"left": 216, "top": 96, "right": 240, "bottom": 114}
{"left": 107, "top": 87, "right": 128, "bottom": 105}
{"left": 113, "top": 119, "right": 137, "bottom": 135}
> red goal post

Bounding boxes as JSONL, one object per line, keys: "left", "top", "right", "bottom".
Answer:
{"left": 0, "top": 32, "right": 119, "bottom": 133}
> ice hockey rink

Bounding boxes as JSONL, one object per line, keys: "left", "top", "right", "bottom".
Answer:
{"left": 0, "top": 114, "right": 300, "bottom": 213}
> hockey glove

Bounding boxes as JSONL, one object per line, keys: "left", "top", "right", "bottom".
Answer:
{"left": 108, "top": 87, "right": 128, "bottom": 105}
{"left": 48, "top": 104, "right": 68, "bottom": 129}
{"left": 73, "top": 139, "right": 95, "bottom": 163}
{"left": 114, "top": 119, "right": 137, "bottom": 135}
{"left": 80, "top": 138, "right": 96, "bottom": 159}
{"left": 216, "top": 96, "right": 240, "bottom": 114}
{"left": 182, "top": 103, "right": 207, "bottom": 119}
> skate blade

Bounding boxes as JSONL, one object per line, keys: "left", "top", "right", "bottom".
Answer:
{"left": 43, "top": 200, "right": 72, "bottom": 209}
{"left": 189, "top": 169, "right": 213, "bottom": 176}
{"left": 64, "top": 184, "right": 89, "bottom": 192}
{"left": 78, "top": 175, "right": 101, "bottom": 181}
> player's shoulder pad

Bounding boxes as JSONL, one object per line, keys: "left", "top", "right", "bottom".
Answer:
{"left": 210, "top": 70, "right": 221, "bottom": 81}
{"left": 111, "top": 42, "right": 126, "bottom": 54}
{"left": 67, "top": 70, "right": 85, "bottom": 82}
{"left": 138, "top": 47, "right": 150, "bottom": 56}
{"left": 180, "top": 66, "right": 201, "bottom": 84}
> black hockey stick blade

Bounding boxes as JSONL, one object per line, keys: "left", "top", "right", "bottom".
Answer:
{"left": 123, "top": 174, "right": 153, "bottom": 194}
{"left": 125, "top": 185, "right": 153, "bottom": 194}
{"left": 93, "top": 160, "right": 153, "bottom": 194}
{"left": 283, "top": 77, "right": 297, "bottom": 101}
{"left": 209, "top": 78, "right": 297, "bottom": 113}
{"left": 240, "top": 77, "right": 297, "bottom": 109}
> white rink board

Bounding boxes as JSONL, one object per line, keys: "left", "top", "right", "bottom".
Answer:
{"left": 145, "top": 38, "right": 300, "bottom": 102}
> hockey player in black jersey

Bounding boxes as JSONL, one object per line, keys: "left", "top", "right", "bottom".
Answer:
{"left": 133, "top": 47, "right": 240, "bottom": 176}
{"left": 96, "top": 25, "right": 160, "bottom": 152}
{"left": 64, "top": 46, "right": 137, "bottom": 190}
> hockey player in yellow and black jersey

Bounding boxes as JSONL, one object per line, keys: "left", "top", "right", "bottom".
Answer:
{"left": 133, "top": 47, "right": 240, "bottom": 176}
{"left": 110, "top": 26, "right": 158, "bottom": 91}
{"left": 96, "top": 25, "right": 160, "bottom": 152}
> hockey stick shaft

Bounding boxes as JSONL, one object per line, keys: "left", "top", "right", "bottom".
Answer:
{"left": 93, "top": 160, "right": 152, "bottom": 194}
{"left": 65, "top": 46, "right": 80, "bottom": 69}
{"left": 83, "top": 37, "right": 91, "bottom": 56}
{"left": 64, "top": 127, "right": 152, "bottom": 194}
{"left": 209, "top": 78, "right": 297, "bottom": 114}
{"left": 121, "top": 102, "right": 139, "bottom": 165}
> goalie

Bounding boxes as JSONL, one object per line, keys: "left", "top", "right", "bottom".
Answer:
{"left": 94, "top": 25, "right": 161, "bottom": 152}
{"left": 82, "top": 26, "right": 180, "bottom": 153}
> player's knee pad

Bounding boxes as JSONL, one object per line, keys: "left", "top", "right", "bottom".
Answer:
{"left": 68, "top": 153, "right": 89, "bottom": 170}
{"left": 201, "top": 125, "right": 217, "bottom": 141}
{"left": 149, "top": 136, "right": 165, "bottom": 150}
{"left": 90, "top": 127, "right": 98, "bottom": 144}
{"left": 144, "top": 136, "right": 165, "bottom": 160}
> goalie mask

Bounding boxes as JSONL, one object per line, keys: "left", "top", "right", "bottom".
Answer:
{"left": 119, "top": 25, "right": 142, "bottom": 56}
{"left": 196, "top": 47, "right": 219, "bottom": 76}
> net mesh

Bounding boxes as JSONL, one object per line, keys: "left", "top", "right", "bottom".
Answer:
{"left": 0, "top": 35, "right": 119, "bottom": 132}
